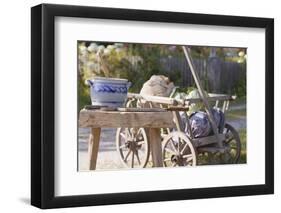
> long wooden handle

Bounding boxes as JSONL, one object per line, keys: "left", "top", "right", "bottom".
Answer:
{"left": 182, "top": 46, "right": 223, "bottom": 147}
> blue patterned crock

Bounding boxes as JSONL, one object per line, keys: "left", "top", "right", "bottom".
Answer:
{"left": 86, "top": 77, "right": 131, "bottom": 107}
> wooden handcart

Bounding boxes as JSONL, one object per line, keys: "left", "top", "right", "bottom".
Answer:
{"left": 115, "top": 46, "right": 241, "bottom": 168}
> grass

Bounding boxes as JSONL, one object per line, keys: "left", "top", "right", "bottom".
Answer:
{"left": 226, "top": 109, "right": 246, "bottom": 120}
{"left": 238, "top": 128, "right": 247, "bottom": 164}
{"left": 232, "top": 97, "right": 246, "bottom": 105}
{"left": 145, "top": 127, "right": 247, "bottom": 167}
{"left": 125, "top": 125, "right": 247, "bottom": 167}
{"left": 196, "top": 127, "right": 247, "bottom": 165}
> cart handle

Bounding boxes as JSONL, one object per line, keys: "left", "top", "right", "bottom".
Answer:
{"left": 127, "top": 92, "right": 236, "bottom": 106}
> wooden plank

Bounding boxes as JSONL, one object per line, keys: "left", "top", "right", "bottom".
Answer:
{"left": 79, "top": 110, "right": 175, "bottom": 128}
{"left": 88, "top": 128, "right": 101, "bottom": 170}
{"left": 183, "top": 95, "right": 235, "bottom": 104}
{"left": 167, "top": 106, "right": 189, "bottom": 111}
{"left": 128, "top": 92, "right": 235, "bottom": 105}
{"left": 117, "top": 108, "right": 167, "bottom": 112}
{"left": 197, "top": 146, "right": 226, "bottom": 154}
{"left": 149, "top": 128, "right": 163, "bottom": 167}
{"left": 193, "top": 134, "right": 225, "bottom": 147}
{"left": 141, "top": 94, "right": 179, "bottom": 105}
{"left": 208, "top": 93, "right": 236, "bottom": 99}
{"left": 127, "top": 92, "right": 142, "bottom": 99}
{"left": 128, "top": 93, "right": 180, "bottom": 105}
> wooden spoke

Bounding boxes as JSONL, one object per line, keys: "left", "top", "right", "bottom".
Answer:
{"left": 183, "top": 155, "right": 194, "bottom": 163}
{"left": 170, "top": 139, "right": 178, "bottom": 154}
{"left": 119, "top": 144, "right": 126, "bottom": 149}
{"left": 136, "top": 128, "right": 142, "bottom": 138}
{"left": 130, "top": 128, "right": 137, "bottom": 138}
{"left": 137, "top": 140, "right": 145, "bottom": 145}
{"left": 163, "top": 131, "right": 197, "bottom": 167}
{"left": 120, "top": 132, "right": 127, "bottom": 139}
{"left": 136, "top": 136, "right": 144, "bottom": 141}
{"left": 183, "top": 154, "right": 193, "bottom": 159}
{"left": 135, "top": 150, "right": 141, "bottom": 165}
{"left": 177, "top": 137, "right": 181, "bottom": 153}
{"left": 126, "top": 128, "right": 133, "bottom": 139}
{"left": 230, "top": 145, "right": 237, "bottom": 150}
{"left": 223, "top": 152, "right": 231, "bottom": 162}
{"left": 221, "top": 123, "right": 241, "bottom": 164}
{"left": 226, "top": 137, "right": 234, "bottom": 144}
{"left": 131, "top": 150, "right": 135, "bottom": 168}
{"left": 124, "top": 150, "right": 132, "bottom": 162}
{"left": 164, "top": 147, "right": 177, "bottom": 155}
{"left": 116, "top": 127, "right": 150, "bottom": 168}
{"left": 180, "top": 143, "right": 188, "bottom": 155}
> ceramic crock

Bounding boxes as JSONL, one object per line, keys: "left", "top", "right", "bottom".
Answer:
{"left": 86, "top": 77, "right": 131, "bottom": 107}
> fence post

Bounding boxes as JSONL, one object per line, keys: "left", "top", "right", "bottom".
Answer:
{"left": 207, "top": 48, "right": 222, "bottom": 93}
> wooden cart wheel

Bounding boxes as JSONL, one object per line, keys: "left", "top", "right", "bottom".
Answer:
{"left": 222, "top": 123, "right": 241, "bottom": 164}
{"left": 162, "top": 131, "right": 197, "bottom": 167}
{"left": 116, "top": 127, "right": 150, "bottom": 168}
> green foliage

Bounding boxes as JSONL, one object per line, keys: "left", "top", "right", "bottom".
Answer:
{"left": 197, "top": 128, "right": 247, "bottom": 165}
{"left": 172, "top": 86, "right": 196, "bottom": 94}
{"left": 238, "top": 128, "right": 247, "bottom": 164}
{"left": 130, "top": 45, "right": 188, "bottom": 90}
{"left": 234, "top": 78, "right": 246, "bottom": 99}
{"left": 78, "top": 76, "right": 90, "bottom": 110}
{"left": 78, "top": 42, "right": 247, "bottom": 110}
{"left": 78, "top": 42, "right": 179, "bottom": 97}
{"left": 78, "top": 42, "right": 137, "bottom": 110}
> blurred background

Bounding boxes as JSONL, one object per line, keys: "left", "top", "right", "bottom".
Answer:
{"left": 78, "top": 42, "right": 247, "bottom": 110}
{"left": 78, "top": 42, "right": 247, "bottom": 170}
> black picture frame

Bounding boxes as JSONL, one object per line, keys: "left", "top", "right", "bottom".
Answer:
{"left": 31, "top": 3, "right": 274, "bottom": 209}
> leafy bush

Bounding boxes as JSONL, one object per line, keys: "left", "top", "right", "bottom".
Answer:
{"left": 78, "top": 42, "right": 187, "bottom": 110}
{"left": 234, "top": 78, "right": 246, "bottom": 99}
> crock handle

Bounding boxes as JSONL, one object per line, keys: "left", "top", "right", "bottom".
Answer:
{"left": 85, "top": 79, "right": 94, "bottom": 87}
{"left": 126, "top": 81, "right": 132, "bottom": 89}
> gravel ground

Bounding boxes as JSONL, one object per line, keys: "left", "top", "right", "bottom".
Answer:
{"left": 78, "top": 128, "right": 125, "bottom": 171}
{"left": 79, "top": 149, "right": 124, "bottom": 171}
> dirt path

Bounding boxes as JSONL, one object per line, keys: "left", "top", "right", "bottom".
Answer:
{"left": 78, "top": 128, "right": 124, "bottom": 170}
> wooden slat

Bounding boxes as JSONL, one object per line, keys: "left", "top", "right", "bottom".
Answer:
{"left": 128, "top": 93, "right": 235, "bottom": 106}
{"left": 79, "top": 110, "right": 175, "bottom": 128}
{"left": 117, "top": 107, "right": 167, "bottom": 112}
{"left": 167, "top": 106, "right": 189, "bottom": 111}
{"left": 127, "top": 92, "right": 142, "bottom": 99}
{"left": 184, "top": 95, "right": 235, "bottom": 104}
{"left": 197, "top": 146, "right": 226, "bottom": 154}
{"left": 209, "top": 93, "right": 236, "bottom": 98}
{"left": 193, "top": 134, "right": 225, "bottom": 147}
{"left": 142, "top": 95, "right": 179, "bottom": 105}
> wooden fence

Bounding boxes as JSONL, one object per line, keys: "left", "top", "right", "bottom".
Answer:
{"left": 160, "top": 56, "right": 246, "bottom": 93}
